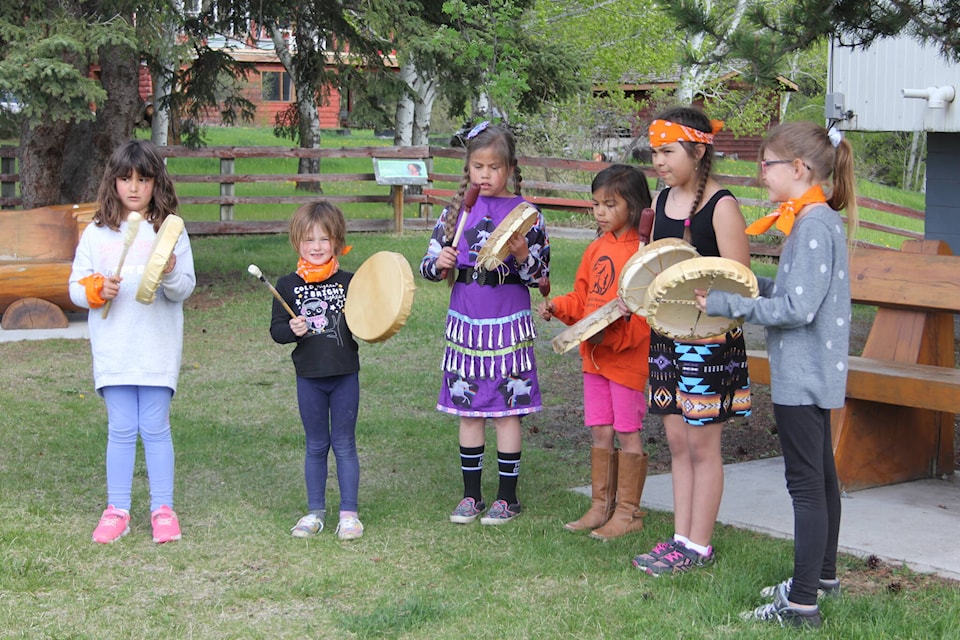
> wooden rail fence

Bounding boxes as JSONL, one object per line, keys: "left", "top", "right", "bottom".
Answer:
{"left": 0, "top": 144, "right": 924, "bottom": 255}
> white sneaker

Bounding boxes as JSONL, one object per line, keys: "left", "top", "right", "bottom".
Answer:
{"left": 291, "top": 512, "right": 324, "bottom": 538}
{"left": 335, "top": 516, "right": 364, "bottom": 540}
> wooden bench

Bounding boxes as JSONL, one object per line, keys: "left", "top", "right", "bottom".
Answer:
{"left": 0, "top": 203, "right": 97, "bottom": 329}
{"left": 746, "top": 239, "right": 960, "bottom": 492}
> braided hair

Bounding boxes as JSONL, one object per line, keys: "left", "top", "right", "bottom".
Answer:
{"left": 442, "top": 123, "right": 520, "bottom": 244}
{"left": 655, "top": 107, "right": 715, "bottom": 243}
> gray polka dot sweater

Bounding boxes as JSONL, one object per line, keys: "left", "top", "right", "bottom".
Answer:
{"left": 706, "top": 204, "right": 851, "bottom": 408}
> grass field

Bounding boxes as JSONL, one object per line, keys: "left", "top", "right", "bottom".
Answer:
{"left": 1, "top": 230, "right": 957, "bottom": 639}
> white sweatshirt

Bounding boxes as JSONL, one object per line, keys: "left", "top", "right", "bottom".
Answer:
{"left": 68, "top": 216, "right": 195, "bottom": 394}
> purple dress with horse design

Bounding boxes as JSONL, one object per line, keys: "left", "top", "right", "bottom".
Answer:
{"left": 420, "top": 194, "right": 550, "bottom": 417}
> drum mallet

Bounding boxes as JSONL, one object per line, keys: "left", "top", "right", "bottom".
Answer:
{"left": 247, "top": 264, "right": 297, "bottom": 318}
{"left": 102, "top": 211, "right": 142, "bottom": 320}
{"left": 443, "top": 182, "right": 481, "bottom": 284}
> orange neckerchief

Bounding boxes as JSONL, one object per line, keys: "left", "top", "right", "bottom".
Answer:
{"left": 296, "top": 246, "right": 352, "bottom": 283}
{"left": 648, "top": 119, "right": 724, "bottom": 148}
{"left": 745, "top": 184, "right": 828, "bottom": 237}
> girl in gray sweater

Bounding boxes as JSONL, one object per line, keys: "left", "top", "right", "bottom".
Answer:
{"left": 699, "top": 121, "right": 858, "bottom": 629}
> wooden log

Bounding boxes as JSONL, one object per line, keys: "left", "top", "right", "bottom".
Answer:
{"left": 0, "top": 262, "right": 80, "bottom": 314}
{"left": 1, "top": 297, "right": 69, "bottom": 329}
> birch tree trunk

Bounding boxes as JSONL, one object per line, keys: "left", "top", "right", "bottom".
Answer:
{"left": 151, "top": 0, "right": 181, "bottom": 146}
{"left": 271, "top": 25, "right": 322, "bottom": 192}
{"left": 394, "top": 63, "right": 416, "bottom": 146}
{"left": 412, "top": 71, "right": 437, "bottom": 146}
{"left": 675, "top": 0, "right": 748, "bottom": 104}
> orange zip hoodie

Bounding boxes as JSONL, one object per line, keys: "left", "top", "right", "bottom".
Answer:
{"left": 550, "top": 227, "right": 650, "bottom": 391}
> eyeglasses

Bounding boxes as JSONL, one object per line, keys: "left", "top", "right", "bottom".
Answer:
{"left": 760, "top": 159, "right": 793, "bottom": 170}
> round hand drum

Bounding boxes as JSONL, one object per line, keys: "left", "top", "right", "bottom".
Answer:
{"left": 618, "top": 238, "right": 700, "bottom": 316}
{"left": 645, "top": 256, "right": 759, "bottom": 340}
{"left": 549, "top": 238, "right": 698, "bottom": 354}
{"left": 344, "top": 251, "right": 416, "bottom": 343}
{"left": 474, "top": 203, "right": 539, "bottom": 272}
{"left": 136, "top": 214, "right": 184, "bottom": 305}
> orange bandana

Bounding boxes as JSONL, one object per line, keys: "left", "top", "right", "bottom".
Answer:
{"left": 648, "top": 119, "right": 724, "bottom": 148}
{"left": 78, "top": 274, "right": 107, "bottom": 308}
{"left": 745, "top": 185, "right": 828, "bottom": 237}
{"left": 296, "top": 246, "right": 352, "bottom": 283}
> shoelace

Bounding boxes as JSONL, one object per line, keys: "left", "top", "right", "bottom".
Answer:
{"left": 101, "top": 514, "right": 125, "bottom": 528}
{"left": 751, "top": 602, "right": 781, "bottom": 621}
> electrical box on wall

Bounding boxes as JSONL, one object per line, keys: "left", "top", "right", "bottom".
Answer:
{"left": 825, "top": 92, "right": 846, "bottom": 122}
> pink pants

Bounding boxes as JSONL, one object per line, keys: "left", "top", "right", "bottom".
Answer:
{"left": 582, "top": 373, "right": 646, "bottom": 433}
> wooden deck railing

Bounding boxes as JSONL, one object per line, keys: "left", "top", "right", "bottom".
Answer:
{"left": 0, "top": 144, "right": 924, "bottom": 254}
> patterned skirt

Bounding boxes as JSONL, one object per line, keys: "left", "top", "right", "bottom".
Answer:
{"left": 437, "top": 281, "right": 542, "bottom": 418}
{"left": 647, "top": 327, "right": 751, "bottom": 426}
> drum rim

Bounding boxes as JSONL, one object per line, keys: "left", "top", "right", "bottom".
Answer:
{"left": 135, "top": 214, "right": 184, "bottom": 305}
{"left": 617, "top": 238, "right": 699, "bottom": 315}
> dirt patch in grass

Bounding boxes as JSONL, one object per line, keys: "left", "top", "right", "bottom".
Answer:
{"left": 531, "top": 316, "right": 960, "bottom": 477}
{"left": 840, "top": 554, "right": 960, "bottom": 596}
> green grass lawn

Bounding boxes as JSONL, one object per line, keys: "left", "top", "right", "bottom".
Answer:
{"left": 1, "top": 232, "right": 957, "bottom": 639}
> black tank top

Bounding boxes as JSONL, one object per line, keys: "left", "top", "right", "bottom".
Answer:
{"left": 652, "top": 188, "right": 735, "bottom": 258}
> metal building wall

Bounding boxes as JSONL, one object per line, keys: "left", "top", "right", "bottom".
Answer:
{"left": 829, "top": 38, "right": 959, "bottom": 133}
{"left": 925, "top": 133, "right": 960, "bottom": 253}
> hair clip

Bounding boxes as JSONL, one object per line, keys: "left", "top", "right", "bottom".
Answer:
{"left": 466, "top": 121, "right": 491, "bottom": 140}
{"left": 827, "top": 127, "right": 843, "bottom": 148}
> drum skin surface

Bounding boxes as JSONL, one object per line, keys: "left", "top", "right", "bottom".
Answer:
{"left": 618, "top": 238, "right": 699, "bottom": 316}
{"left": 645, "top": 256, "right": 758, "bottom": 340}
{"left": 474, "top": 203, "right": 539, "bottom": 272}
{"left": 344, "top": 251, "right": 416, "bottom": 343}
{"left": 136, "top": 215, "right": 184, "bottom": 305}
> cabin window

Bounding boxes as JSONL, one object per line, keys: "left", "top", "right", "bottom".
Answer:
{"left": 261, "top": 71, "right": 293, "bottom": 102}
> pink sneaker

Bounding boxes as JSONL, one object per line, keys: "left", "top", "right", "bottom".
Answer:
{"left": 92, "top": 505, "right": 130, "bottom": 544}
{"left": 151, "top": 505, "right": 182, "bottom": 543}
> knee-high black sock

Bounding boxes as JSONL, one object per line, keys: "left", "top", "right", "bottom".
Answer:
{"left": 496, "top": 450, "right": 521, "bottom": 505}
{"left": 460, "top": 445, "right": 484, "bottom": 501}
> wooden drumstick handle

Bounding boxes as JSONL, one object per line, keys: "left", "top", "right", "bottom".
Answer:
{"left": 102, "top": 212, "right": 142, "bottom": 320}
{"left": 247, "top": 264, "right": 297, "bottom": 319}
{"left": 638, "top": 207, "right": 655, "bottom": 246}
{"left": 444, "top": 182, "right": 481, "bottom": 284}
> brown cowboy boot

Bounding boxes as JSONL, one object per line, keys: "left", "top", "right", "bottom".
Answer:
{"left": 589, "top": 450, "right": 648, "bottom": 540}
{"left": 564, "top": 448, "right": 618, "bottom": 531}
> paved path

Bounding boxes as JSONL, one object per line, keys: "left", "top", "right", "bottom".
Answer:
{"left": 608, "top": 457, "right": 960, "bottom": 580}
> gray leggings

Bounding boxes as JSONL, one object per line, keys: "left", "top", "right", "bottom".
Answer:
{"left": 773, "top": 403, "right": 841, "bottom": 606}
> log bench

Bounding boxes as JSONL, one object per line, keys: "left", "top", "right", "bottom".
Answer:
{"left": 746, "top": 239, "right": 959, "bottom": 492}
{"left": 0, "top": 203, "right": 97, "bottom": 329}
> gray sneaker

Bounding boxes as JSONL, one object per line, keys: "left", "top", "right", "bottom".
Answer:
{"left": 450, "top": 497, "right": 485, "bottom": 524}
{"left": 742, "top": 581, "right": 822, "bottom": 628}
{"left": 479, "top": 500, "right": 521, "bottom": 525}
{"left": 760, "top": 577, "right": 842, "bottom": 600}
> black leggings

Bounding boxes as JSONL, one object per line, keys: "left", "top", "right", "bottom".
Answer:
{"left": 773, "top": 404, "right": 841, "bottom": 606}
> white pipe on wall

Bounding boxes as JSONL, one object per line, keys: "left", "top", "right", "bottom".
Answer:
{"left": 902, "top": 86, "right": 956, "bottom": 109}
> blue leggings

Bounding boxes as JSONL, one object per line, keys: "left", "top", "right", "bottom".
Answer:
{"left": 101, "top": 385, "right": 175, "bottom": 512}
{"left": 297, "top": 373, "right": 360, "bottom": 513}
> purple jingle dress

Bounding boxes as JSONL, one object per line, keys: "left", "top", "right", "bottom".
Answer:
{"left": 420, "top": 194, "right": 550, "bottom": 418}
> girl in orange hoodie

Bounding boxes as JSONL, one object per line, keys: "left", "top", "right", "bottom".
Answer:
{"left": 538, "top": 164, "right": 652, "bottom": 540}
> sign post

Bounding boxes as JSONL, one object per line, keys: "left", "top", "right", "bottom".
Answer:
{"left": 372, "top": 158, "right": 428, "bottom": 233}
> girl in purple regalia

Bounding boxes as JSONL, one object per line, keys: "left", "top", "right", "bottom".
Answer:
{"left": 420, "top": 122, "right": 550, "bottom": 525}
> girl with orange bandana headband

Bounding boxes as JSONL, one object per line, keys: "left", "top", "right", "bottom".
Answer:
{"left": 269, "top": 201, "right": 365, "bottom": 541}
{"left": 697, "top": 121, "right": 857, "bottom": 628}
{"left": 632, "top": 106, "right": 752, "bottom": 577}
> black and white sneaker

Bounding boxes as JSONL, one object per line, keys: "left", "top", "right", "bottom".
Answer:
{"left": 741, "top": 581, "right": 822, "bottom": 628}
{"left": 760, "top": 576, "right": 842, "bottom": 600}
